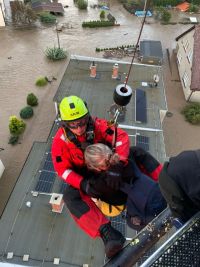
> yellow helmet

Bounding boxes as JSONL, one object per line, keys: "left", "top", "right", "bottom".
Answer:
{"left": 59, "top": 96, "right": 88, "bottom": 121}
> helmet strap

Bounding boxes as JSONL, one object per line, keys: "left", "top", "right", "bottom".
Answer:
{"left": 62, "top": 116, "right": 95, "bottom": 151}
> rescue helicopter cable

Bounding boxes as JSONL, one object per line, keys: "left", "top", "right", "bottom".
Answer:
{"left": 124, "top": 0, "right": 151, "bottom": 87}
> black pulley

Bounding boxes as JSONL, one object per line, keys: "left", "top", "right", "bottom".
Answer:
{"left": 113, "top": 84, "right": 132, "bottom": 106}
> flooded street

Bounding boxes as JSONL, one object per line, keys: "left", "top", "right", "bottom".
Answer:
{"left": 49, "top": 0, "right": 190, "bottom": 54}
{"left": 2, "top": 0, "right": 190, "bottom": 55}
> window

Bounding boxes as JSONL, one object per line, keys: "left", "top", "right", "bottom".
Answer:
{"left": 177, "top": 53, "right": 182, "bottom": 65}
{"left": 187, "top": 50, "right": 193, "bottom": 63}
{"left": 182, "top": 72, "right": 189, "bottom": 87}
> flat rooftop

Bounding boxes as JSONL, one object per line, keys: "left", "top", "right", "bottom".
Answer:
{"left": 0, "top": 56, "right": 167, "bottom": 267}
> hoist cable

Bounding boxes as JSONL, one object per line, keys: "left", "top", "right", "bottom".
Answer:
{"left": 124, "top": 0, "right": 151, "bottom": 87}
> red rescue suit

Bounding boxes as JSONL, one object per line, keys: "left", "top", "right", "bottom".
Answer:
{"left": 51, "top": 117, "right": 130, "bottom": 238}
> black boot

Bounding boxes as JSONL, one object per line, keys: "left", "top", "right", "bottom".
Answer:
{"left": 99, "top": 223, "right": 125, "bottom": 258}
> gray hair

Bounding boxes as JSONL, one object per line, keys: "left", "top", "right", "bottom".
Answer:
{"left": 84, "top": 143, "right": 119, "bottom": 170}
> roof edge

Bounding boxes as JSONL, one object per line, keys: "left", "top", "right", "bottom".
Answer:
{"left": 175, "top": 25, "right": 195, "bottom": 41}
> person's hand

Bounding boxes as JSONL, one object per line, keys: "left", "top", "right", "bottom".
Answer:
{"left": 106, "top": 162, "right": 124, "bottom": 190}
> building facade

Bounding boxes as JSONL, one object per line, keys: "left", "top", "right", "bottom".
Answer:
{"left": 176, "top": 25, "right": 200, "bottom": 102}
{"left": 0, "top": 0, "right": 6, "bottom": 26}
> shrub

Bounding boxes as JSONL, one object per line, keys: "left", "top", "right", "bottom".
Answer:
{"left": 35, "top": 77, "right": 48, "bottom": 86}
{"left": 181, "top": 102, "right": 200, "bottom": 124}
{"left": 20, "top": 106, "right": 34, "bottom": 119}
{"left": 82, "top": 20, "right": 114, "bottom": 28}
{"left": 11, "top": 0, "right": 37, "bottom": 25}
{"left": 100, "top": 10, "right": 105, "bottom": 19}
{"left": 39, "top": 12, "right": 56, "bottom": 23}
{"left": 45, "top": 47, "right": 67, "bottom": 60}
{"left": 9, "top": 116, "right": 26, "bottom": 136}
{"left": 188, "top": 4, "right": 198, "bottom": 13}
{"left": 27, "top": 93, "right": 38, "bottom": 106}
{"left": 8, "top": 135, "right": 19, "bottom": 145}
{"left": 77, "top": 0, "right": 88, "bottom": 9}
{"left": 161, "top": 9, "right": 171, "bottom": 23}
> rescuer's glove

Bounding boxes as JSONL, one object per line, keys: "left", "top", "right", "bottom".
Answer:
{"left": 106, "top": 162, "right": 124, "bottom": 190}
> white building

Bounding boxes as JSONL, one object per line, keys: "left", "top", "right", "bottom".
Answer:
{"left": 0, "top": 0, "right": 6, "bottom": 26}
{"left": 175, "top": 25, "right": 200, "bottom": 102}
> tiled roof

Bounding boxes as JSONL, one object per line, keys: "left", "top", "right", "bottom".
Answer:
{"left": 191, "top": 25, "right": 200, "bottom": 91}
{"left": 32, "top": 2, "right": 64, "bottom": 14}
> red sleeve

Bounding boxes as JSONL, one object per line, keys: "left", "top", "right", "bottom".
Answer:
{"left": 51, "top": 129, "right": 83, "bottom": 189}
{"left": 149, "top": 164, "right": 163, "bottom": 181}
{"left": 94, "top": 118, "right": 130, "bottom": 162}
{"left": 130, "top": 146, "right": 163, "bottom": 182}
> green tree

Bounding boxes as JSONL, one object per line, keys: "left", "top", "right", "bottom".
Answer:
{"left": 188, "top": 4, "right": 198, "bottom": 13}
{"left": 9, "top": 116, "right": 26, "bottom": 136}
{"left": 77, "top": 0, "right": 88, "bottom": 9}
{"left": 20, "top": 106, "right": 34, "bottom": 119}
{"left": 35, "top": 77, "right": 48, "bottom": 86}
{"left": 27, "top": 93, "right": 38, "bottom": 106}
{"left": 182, "top": 103, "right": 200, "bottom": 124}
{"left": 161, "top": 9, "right": 171, "bottom": 23}
{"left": 39, "top": 12, "right": 56, "bottom": 23}
{"left": 100, "top": 10, "right": 105, "bottom": 19}
{"left": 11, "top": 0, "right": 37, "bottom": 25}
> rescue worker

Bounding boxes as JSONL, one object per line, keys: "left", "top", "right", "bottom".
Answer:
{"left": 84, "top": 143, "right": 167, "bottom": 231}
{"left": 51, "top": 95, "right": 163, "bottom": 258}
{"left": 159, "top": 150, "right": 200, "bottom": 226}
{"left": 51, "top": 95, "right": 130, "bottom": 258}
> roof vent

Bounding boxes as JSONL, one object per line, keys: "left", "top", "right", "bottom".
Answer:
{"left": 53, "top": 258, "right": 60, "bottom": 265}
{"left": 23, "top": 254, "right": 29, "bottom": 261}
{"left": 112, "top": 63, "right": 119, "bottom": 79}
{"left": 26, "top": 201, "right": 32, "bottom": 208}
{"left": 90, "top": 62, "right": 97, "bottom": 78}
{"left": 49, "top": 193, "right": 64, "bottom": 213}
{"left": 7, "top": 252, "right": 13, "bottom": 259}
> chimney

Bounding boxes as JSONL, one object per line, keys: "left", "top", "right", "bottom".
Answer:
{"left": 49, "top": 193, "right": 64, "bottom": 213}
{"left": 112, "top": 63, "right": 119, "bottom": 79}
{"left": 90, "top": 61, "right": 97, "bottom": 78}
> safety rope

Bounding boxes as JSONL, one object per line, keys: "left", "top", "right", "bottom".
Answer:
{"left": 124, "top": 0, "right": 151, "bottom": 87}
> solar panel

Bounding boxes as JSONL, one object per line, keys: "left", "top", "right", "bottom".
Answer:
{"left": 136, "top": 135, "right": 150, "bottom": 151}
{"left": 39, "top": 171, "right": 55, "bottom": 182}
{"left": 46, "top": 152, "right": 52, "bottom": 162}
{"left": 42, "top": 161, "right": 55, "bottom": 172}
{"left": 135, "top": 88, "right": 147, "bottom": 123}
{"left": 35, "top": 180, "right": 54, "bottom": 193}
{"left": 59, "top": 181, "right": 68, "bottom": 194}
{"left": 35, "top": 171, "right": 55, "bottom": 193}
